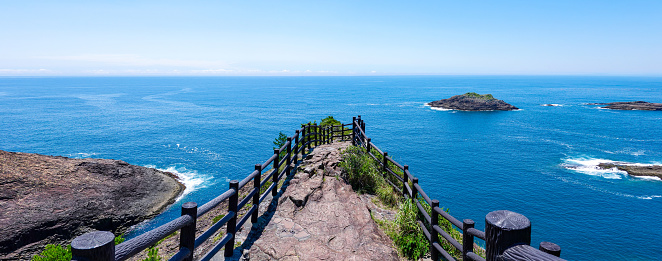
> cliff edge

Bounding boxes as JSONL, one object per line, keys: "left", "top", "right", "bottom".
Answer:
{"left": 0, "top": 150, "right": 185, "bottom": 260}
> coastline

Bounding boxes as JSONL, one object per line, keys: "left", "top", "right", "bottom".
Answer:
{"left": 0, "top": 150, "right": 185, "bottom": 260}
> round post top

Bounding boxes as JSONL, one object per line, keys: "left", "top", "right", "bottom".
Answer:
{"left": 71, "top": 231, "right": 114, "bottom": 250}
{"left": 540, "top": 241, "right": 561, "bottom": 251}
{"left": 486, "top": 210, "right": 530, "bottom": 230}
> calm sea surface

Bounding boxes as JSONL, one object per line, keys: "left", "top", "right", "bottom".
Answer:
{"left": 1, "top": 76, "right": 661, "bottom": 260}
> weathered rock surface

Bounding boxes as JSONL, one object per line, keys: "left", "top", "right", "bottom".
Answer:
{"left": 597, "top": 163, "right": 662, "bottom": 179}
{"left": 428, "top": 93, "right": 518, "bottom": 111}
{"left": 238, "top": 142, "right": 399, "bottom": 261}
{"left": 588, "top": 101, "right": 662, "bottom": 111}
{"left": 0, "top": 150, "right": 185, "bottom": 260}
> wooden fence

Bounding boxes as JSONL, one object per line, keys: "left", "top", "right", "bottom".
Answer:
{"left": 70, "top": 116, "right": 565, "bottom": 261}
{"left": 351, "top": 116, "right": 565, "bottom": 261}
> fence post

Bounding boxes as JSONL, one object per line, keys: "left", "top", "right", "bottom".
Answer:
{"left": 286, "top": 137, "right": 292, "bottom": 176}
{"left": 403, "top": 165, "right": 409, "bottom": 198}
{"left": 180, "top": 202, "right": 197, "bottom": 261}
{"left": 382, "top": 152, "right": 388, "bottom": 176}
{"left": 366, "top": 138, "right": 371, "bottom": 152}
{"left": 301, "top": 124, "right": 306, "bottom": 153}
{"left": 294, "top": 130, "right": 300, "bottom": 167}
{"left": 225, "top": 180, "right": 239, "bottom": 257}
{"left": 71, "top": 231, "right": 115, "bottom": 261}
{"left": 463, "top": 219, "right": 475, "bottom": 261}
{"left": 324, "top": 126, "right": 328, "bottom": 144}
{"left": 357, "top": 115, "right": 361, "bottom": 129}
{"left": 272, "top": 149, "right": 279, "bottom": 196}
{"left": 430, "top": 200, "right": 440, "bottom": 260}
{"left": 485, "top": 210, "right": 531, "bottom": 261}
{"left": 411, "top": 177, "right": 418, "bottom": 202}
{"left": 313, "top": 123, "right": 318, "bottom": 147}
{"left": 539, "top": 242, "right": 561, "bottom": 257}
{"left": 252, "top": 164, "right": 261, "bottom": 224}
{"left": 307, "top": 123, "right": 312, "bottom": 152}
{"left": 352, "top": 117, "right": 356, "bottom": 145}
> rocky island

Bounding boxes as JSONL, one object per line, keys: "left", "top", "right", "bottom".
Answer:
{"left": 428, "top": 92, "right": 519, "bottom": 111}
{"left": 597, "top": 163, "right": 662, "bottom": 180}
{"left": 588, "top": 101, "right": 662, "bottom": 111}
{"left": 0, "top": 150, "right": 185, "bottom": 260}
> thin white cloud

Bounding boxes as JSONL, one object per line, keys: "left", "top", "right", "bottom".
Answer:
{"left": 39, "top": 54, "right": 228, "bottom": 68}
{"left": 0, "top": 69, "right": 51, "bottom": 74}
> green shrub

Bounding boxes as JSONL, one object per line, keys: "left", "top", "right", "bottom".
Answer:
{"left": 32, "top": 244, "right": 71, "bottom": 261}
{"left": 376, "top": 184, "right": 399, "bottom": 208}
{"left": 32, "top": 234, "right": 126, "bottom": 261}
{"left": 114, "top": 234, "right": 125, "bottom": 245}
{"left": 464, "top": 92, "right": 495, "bottom": 100}
{"left": 393, "top": 199, "right": 429, "bottom": 260}
{"left": 339, "top": 146, "right": 383, "bottom": 194}
{"left": 212, "top": 214, "right": 226, "bottom": 224}
{"left": 141, "top": 246, "right": 162, "bottom": 261}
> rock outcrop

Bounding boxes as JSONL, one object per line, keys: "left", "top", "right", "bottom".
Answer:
{"left": 0, "top": 150, "right": 185, "bottom": 260}
{"left": 587, "top": 101, "right": 662, "bottom": 111}
{"left": 597, "top": 163, "right": 662, "bottom": 179}
{"left": 428, "top": 92, "right": 519, "bottom": 111}
{"left": 243, "top": 142, "right": 399, "bottom": 260}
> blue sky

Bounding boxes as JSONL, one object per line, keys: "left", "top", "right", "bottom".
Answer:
{"left": 1, "top": 1, "right": 661, "bottom": 76}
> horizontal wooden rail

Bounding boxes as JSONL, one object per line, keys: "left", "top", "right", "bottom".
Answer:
{"left": 114, "top": 215, "right": 193, "bottom": 261}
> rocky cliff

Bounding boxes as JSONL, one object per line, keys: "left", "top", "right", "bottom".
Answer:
{"left": 0, "top": 150, "right": 185, "bottom": 260}
{"left": 428, "top": 93, "right": 519, "bottom": 111}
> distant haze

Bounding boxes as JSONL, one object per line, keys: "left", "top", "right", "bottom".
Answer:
{"left": 1, "top": 1, "right": 661, "bottom": 76}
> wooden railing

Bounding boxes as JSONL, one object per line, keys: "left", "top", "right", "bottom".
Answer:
{"left": 351, "top": 116, "right": 565, "bottom": 261}
{"left": 70, "top": 116, "right": 565, "bottom": 261}
{"left": 69, "top": 122, "right": 348, "bottom": 261}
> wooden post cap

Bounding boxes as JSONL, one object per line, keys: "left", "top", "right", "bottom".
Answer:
{"left": 71, "top": 231, "right": 115, "bottom": 261}
{"left": 486, "top": 210, "right": 530, "bottom": 231}
{"left": 485, "top": 210, "right": 531, "bottom": 261}
{"left": 539, "top": 241, "right": 561, "bottom": 257}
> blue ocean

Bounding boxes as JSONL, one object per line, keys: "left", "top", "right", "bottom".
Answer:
{"left": 1, "top": 76, "right": 661, "bottom": 260}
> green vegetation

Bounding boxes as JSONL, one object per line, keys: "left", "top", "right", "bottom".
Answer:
{"left": 320, "top": 115, "right": 341, "bottom": 127}
{"left": 32, "top": 234, "right": 126, "bottom": 261}
{"left": 464, "top": 92, "right": 495, "bottom": 100}
{"left": 339, "top": 145, "right": 470, "bottom": 260}
{"left": 338, "top": 146, "right": 384, "bottom": 195}
{"left": 31, "top": 245, "right": 71, "bottom": 261}
{"left": 114, "top": 234, "right": 126, "bottom": 245}
{"left": 212, "top": 214, "right": 226, "bottom": 224}
{"left": 392, "top": 200, "right": 429, "bottom": 260}
{"left": 273, "top": 132, "right": 287, "bottom": 151}
{"left": 141, "top": 247, "right": 162, "bottom": 261}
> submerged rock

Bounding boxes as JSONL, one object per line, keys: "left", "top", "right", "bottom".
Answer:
{"left": 0, "top": 150, "right": 185, "bottom": 260}
{"left": 588, "top": 101, "right": 662, "bottom": 111}
{"left": 428, "top": 92, "right": 519, "bottom": 111}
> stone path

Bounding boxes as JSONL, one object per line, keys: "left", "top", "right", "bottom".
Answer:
{"left": 216, "top": 142, "right": 399, "bottom": 261}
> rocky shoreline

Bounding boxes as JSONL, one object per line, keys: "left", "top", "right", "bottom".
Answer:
{"left": 597, "top": 163, "right": 662, "bottom": 179}
{"left": 428, "top": 92, "right": 519, "bottom": 111}
{"left": 0, "top": 150, "right": 185, "bottom": 260}
{"left": 587, "top": 101, "right": 662, "bottom": 111}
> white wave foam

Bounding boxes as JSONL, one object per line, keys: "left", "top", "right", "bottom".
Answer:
{"left": 632, "top": 176, "right": 662, "bottom": 181}
{"left": 68, "top": 152, "right": 98, "bottom": 158}
{"left": 541, "top": 104, "right": 562, "bottom": 107}
{"left": 562, "top": 158, "right": 627, "bottom": 179}
{"left": 145, "top": 165, "right": 214, "bottom": 201}
{"left": 424, "top": 103, "right": 453, "bottom": 111}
